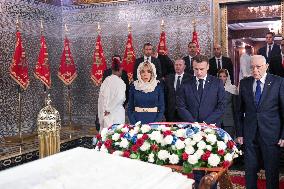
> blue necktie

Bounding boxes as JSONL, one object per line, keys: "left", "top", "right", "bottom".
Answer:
{"left": 198, "top": 79, "right": 204, "bottom": 100}
{"left": 255, "top": 80, "right": 262, "bottom": 105}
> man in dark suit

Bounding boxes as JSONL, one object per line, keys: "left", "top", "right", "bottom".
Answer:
{"left": 236, "top": 55, "right": 284, "bottom": 189}
{"left": 164, "top": 59, "right": 191, "bottom": 122}
{"left": 269, "top": 38, "right": 284, "bottom": 77}
{"left": 257, "top": 32, "right": 281, "bottom": 64}
{"left": 209, "top": 44, "right": 234, "bottom": 84}
{"left": 133, "top": 43, "right": 162, "bottom": 80}
{"left": 176, "top": 55, "right": 226, "bottom": 189}
{"left": 183, "top": 42, "right": 198, "bottom": 75}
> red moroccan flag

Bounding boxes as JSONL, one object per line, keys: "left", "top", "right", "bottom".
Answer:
{"left": 121, "top": 33, "right": 136, "bottom": 82}
{"left": 10, "top": 31, "right": 29, "bottom": 90}
{"left": 58, "top": 37, "right": 77, "bottom": 85}
{"left": 34, "top": 35, "right": 51, "bottom": 88}
{"left": 91, "top": 34, "right": 107, "bottom": 86}
{"left": 157, "top": 31, "right": 168, "bottom": 55}
{"left": 192, "top": 29, "right": 200, "bottom": 54}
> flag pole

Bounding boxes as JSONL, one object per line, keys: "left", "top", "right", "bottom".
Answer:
{"left": 40, "top": 19, "right": 48, "bottom": 104}
{"left": 15, "top": 16, "right": 23, "bottom": 152}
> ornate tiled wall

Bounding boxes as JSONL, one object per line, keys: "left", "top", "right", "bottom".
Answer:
{"left": 0, "top": 0, "right": 64, "bottom": 138}
{"left": 0, "top": 0, "right": 213, "bottom": 137}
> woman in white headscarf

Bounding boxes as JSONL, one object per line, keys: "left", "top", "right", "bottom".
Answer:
{"left": 128, "top": 61, "right": 165, "bottom": 124}
{"left": 218, "top": 69, "right": 238, "bottom": 138}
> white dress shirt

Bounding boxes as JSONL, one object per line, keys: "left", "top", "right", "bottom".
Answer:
{"left": 196, "top": 75, "right": 207, "bottom": 90}
{"left": 253, "top": 73, "right": 267, "bottom": 95}
{"left": 144, "top": 56, "right": 152, "bottom": 63}
{"left": 174, "top": 72, "right": 184, "bottom": 90}
{"left": 266, "top": 43, "right": 274, "bottom": 57}
{"left": 215, "top": 56, "right": 223, "bottom": 69}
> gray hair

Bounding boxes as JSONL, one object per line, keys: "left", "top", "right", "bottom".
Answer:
{"left": 251, "top": 55, "right": 267, "bottom": 65}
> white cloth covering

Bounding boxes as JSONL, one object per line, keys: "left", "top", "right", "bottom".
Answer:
{"left": 98, "top": 75, "right": 126, "bottom": 131}
{"left": 239, "top": 53, "right": 252, "bottom": 81}
{"left": 0, "top": 147, "right": 194, "bottom": 189}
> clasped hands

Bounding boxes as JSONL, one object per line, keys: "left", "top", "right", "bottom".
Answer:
{"left": 236, "top": 137, "right": 284, "bottom": 147}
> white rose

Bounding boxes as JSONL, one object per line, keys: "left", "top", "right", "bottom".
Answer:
{"left": 137, "top": 134, "right": 143, "bottom": 139}
{"left": 116, "top": 124, "right": 124, "bottom": 129}
{"left": 121, "top": 127, "right": 129, "bottom": 133}
{"left": 224, "top": 153, "right": 233, "bottom": 162}
{"left": 150, "top": 131, "right": 163, "bottom": 143}
{"left": 135, "top": 121, "right": 142, "bottom": 127}
{"left": 184, "top": 138, "right": 192, "bottom": 146}
{"left": 164, "top": 135, "right": 173, "bottom": 145}
{"left": 206, "top": 134, "right": 217, "bottom": 145}
{"left": 101, "top": 128, "right": 108, "bottom": 141}
{"left": 206, "top": 145, "right": 212, "bottom": 151}
{"left": 192, "top": 133, "right": 203, "bottom": 142}
{"left": 185, "top": 146, "right": 195, "bottom": 155}
{"left": 217, "top": 141, "right": 227, "bottom": 151}
{"left": 208, "top": 154, "right": 220, "bottom": 167}
{"left": 175, "top": 129, "right": 186, "bottom": 138}
{"left": 100, "top": 145, "right": 108, "bottom": 153}
{"left": 133, "top": 126, "right": 140, "bottom": 133}
{"left": 148, "top": 153, "right": 155, "bottom": 163}
{"left": 204, "top": 128, "right": 214, "bottom": 134}
{"left": 197, "top": 141, "right": 206, "bottom": 150}
{"left": 189, "top": 140, "right": 197, "bottom": 146}
{"left": 141, "top": 124, "right": 151, "bottom": 133}
{"left": 195, "top": 149, "right": 204, "bottom": 159}
{"left": 112, "top": 151, "right": 123, "bottom": 156}
{"left": 158, "top": 125, "right": 170, "bottom": 131}
{"left": 175, "top": 140, "right": 185, "bottom": 150}
{"left": 140, "top": 141, "right": 151, "bottom": 151}
{"left": 223, "top": 134, "right": 229, "bottom": 143}
{"left": 112, "top": 133, "right": 120, "bottom": 141}
{"left": 171, "top": 145, "right": 177, "bottom": 150}
{"left": 188, "top": 154, "right": 198, "bottom": 165}
{"left": 119, "top": 138, "right": 129, "bottom": 148}
{"left": 169, "top": 154, "right": 179, "bottom": 164}
{"left": 157, "top": 150, "right": 170, "bottom": 161}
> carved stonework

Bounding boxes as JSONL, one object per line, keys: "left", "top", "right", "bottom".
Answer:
{"left": 220, "top": 4, "right": 228, "bottom": 56}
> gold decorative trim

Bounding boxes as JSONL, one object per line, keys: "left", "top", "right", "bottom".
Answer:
{"left": 220, "top": 4, "right": 228, "bottom": 56}
{"left": 281, "top": 1, "right": 284, "bottom": 38}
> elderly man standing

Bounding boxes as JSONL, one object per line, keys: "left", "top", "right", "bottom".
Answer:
{"left": 237, "top": 55, "right": 284, "bottom": 189}
{"left": 209, "top": 44, "right": 234, "bottom": 84}
{"left": 164, "top": 59, "right": 191, "bottom": 122}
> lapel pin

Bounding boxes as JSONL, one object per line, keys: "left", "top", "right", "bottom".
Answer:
{"left": 268, "top": 82, "right": 271, "bottom": 86}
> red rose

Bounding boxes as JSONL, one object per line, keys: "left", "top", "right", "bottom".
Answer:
{"left": 180, "top": 137, "right": 185, "bottom": 141}
{"left": 97, "top": 141, "right": 102, "bottom": 148}
{"left": 96, "top": 134, "right": 102, "bottom": 140}
{"left": 163, "top": 130, "right": 172, "bottom": 136}
{"left": 201, "top": 151, "right": 211, "bottom": 161}
{"left": 151, "top": 144, "right": 159, "bottom": 152}
{"left": 131, "top": 145, "right": 139, "bottom": 152}
{"left": 104, "top": 139, "right": 112, "bottom": 149}
{"left": 136, "top": 138, "right": 144, "bottom": 147}
{"left": 182, "top": 152, "right": 189, "bottom": 160}
{"left": 123, "top": 151, "right": 130, "bottom": 158}
{"left": 217, "top": 150, "right": 225, "bottom": 156}
{"left": 222, "top": 161, "right": 230, "bottom": 168}
{"left": 120, "top": 133, "right": 125, "bottom": 138}
{"left": 142, "top": 134, "right": 149, "bottom": 140}
{"left": 227, "top": 141, "right": 235, "bottom": 149}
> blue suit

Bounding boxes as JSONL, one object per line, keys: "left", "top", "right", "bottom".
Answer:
{"left": 128, "top": 83, "right": 165, "bottom": 124}
{"left": 176, "top": 75, "right": 226, "bottom": 189}
{"left": 176, "top": 75, "right": 226, "bottom": 126}
{"left": 236, "top": 74, "right": 284, "bottom": 189}
{"left": 257, "top": 44, "right": 281, "bottom": 64}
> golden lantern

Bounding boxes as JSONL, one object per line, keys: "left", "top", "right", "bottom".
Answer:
{"left": 37, "top": 94, "right": 61, "bottom": 158}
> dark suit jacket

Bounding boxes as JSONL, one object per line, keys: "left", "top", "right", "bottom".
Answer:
{"left": 158, "top": 54, "right": 174, "bottom": 78}
{"left": 236, "top": 74, "right": 284, "bottom": 145}
{"left": 176, "top": 75, "right": 226, "bottom": 126}
{"left": 133, "top": 57, "right": 162, "bottom": 80}
{"left": 182, "top": 56, "right": 194, "bottom": 75}
{"left": 102, "top": 68, "right": 129, "bottom": 104}
{"left": 257, "top": 44, "right": 281, "bottom": 64}
{"left": 164, "top": 73, "right": 192, "bottom": 121}
{"left": 269, "top": 55, "right": 284, "bottom": 77}
{"left": 208, "top": 56, "right": 234, "bottom": 84}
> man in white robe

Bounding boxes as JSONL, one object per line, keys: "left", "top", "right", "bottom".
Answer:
{"left": 98, "top": 59, "right": 126, "bottom": 132}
